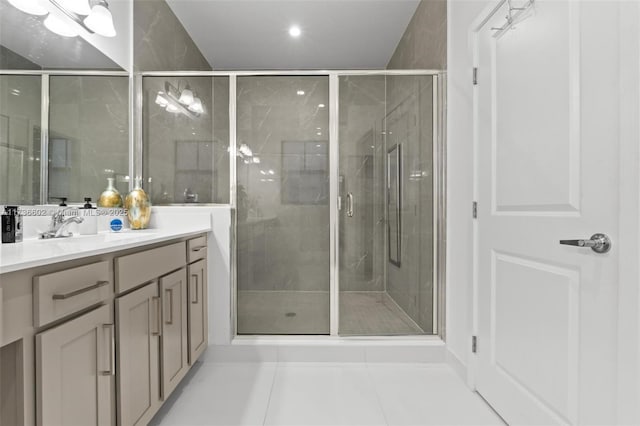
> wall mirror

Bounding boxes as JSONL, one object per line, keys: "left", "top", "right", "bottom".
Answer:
{"left": 387, "top": 143, "right": 401, "bottom": 266}
{"left": 0, "top": 0, "right": 131, "bottom": 206}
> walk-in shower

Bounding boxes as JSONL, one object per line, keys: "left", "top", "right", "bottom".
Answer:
{"left": 234, "top": 71, "right": 444, "bottom": 337}
{"left": 140, "top": 70, "right": 445, "bottom": 338}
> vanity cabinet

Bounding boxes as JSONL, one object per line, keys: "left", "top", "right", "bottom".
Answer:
{"left": 159, "top": 268, "right": 189, "bottom": 399}
{"left": 115, "top": 282, "right": 161, "bottom": 426}
{"left": 35, "top": 304, "right": 114, "bottom": 426}
{"left": 0, "top": 232, "right": 209, "bottom": 426}
{"left": 188, "top": 259, "right": 207, "bottom": 364}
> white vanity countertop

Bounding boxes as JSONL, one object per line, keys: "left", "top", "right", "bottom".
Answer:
{"left": 0, "top": 226, "right": 211, "bottom": 274}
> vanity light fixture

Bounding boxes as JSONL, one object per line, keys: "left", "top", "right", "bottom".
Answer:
{"left": 83, "top": 0, "right": 117, "bottom": 37}
{"left": 44, "top": 13, "right": 78, "bottom": 37}
{"left": 7, "top": 0, "right": 117, "bottom": 37}
{"left": 56, "top": 0, "right": 91, "bottom": 15}
{"left": 7, "top": 0, "right": 48, "bottom": 16}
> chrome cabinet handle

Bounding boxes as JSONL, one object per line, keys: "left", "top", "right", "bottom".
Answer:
{"left": 191, "top": 274, "right": 199, "bottom": 304}
{"left": 560, "top": 233, "right": 611, "bottom": 253}
{"left": 191, "top": 246, "right": 206, "bottom": 252}
{"left": 152, "top": 296, "right": 161, "bottom": 336}
{"left": 52, "top": 280, "right": 109, "bottom": 300}
{"left": 347, "top": 192, "right": 354, "bottom": 218}
{"left": 165, "top": 288, "right": 174, "bottom": 325}
{"left": 100, "top": 323, "right": 115, "bottom": 376}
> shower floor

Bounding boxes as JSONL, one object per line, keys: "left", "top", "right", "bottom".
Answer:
{"left": 237, "top": 291, "right": 424, "bottom": 335}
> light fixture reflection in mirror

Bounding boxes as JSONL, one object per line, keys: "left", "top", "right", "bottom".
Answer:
{"left": 155, "top": 81, "right": 205, "bottom": 118}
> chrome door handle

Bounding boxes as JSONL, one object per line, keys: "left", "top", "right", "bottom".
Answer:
{"left": 347, "top": 192, "right": 354, "bottom": 218}
{"left": 559, "top": 233, "right": 611, "bottom": 254}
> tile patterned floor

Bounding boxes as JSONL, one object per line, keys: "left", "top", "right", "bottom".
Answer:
{"left": 151, "top": 362, "right": 503, "bottom": 426}
{"left": 237, "top": 291, "right": 425, "bottom": 336}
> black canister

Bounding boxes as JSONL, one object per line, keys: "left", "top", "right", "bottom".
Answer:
{"left": 2, "top": 206, "right": 22, "bottom": 243}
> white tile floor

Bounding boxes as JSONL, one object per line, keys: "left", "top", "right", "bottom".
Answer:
{"left": 151, "top": 362, "right": 504, "bottom": 426}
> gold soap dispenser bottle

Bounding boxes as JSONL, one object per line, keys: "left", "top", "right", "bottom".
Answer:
{"left": 98, "top": 177, "right": 123, "bottom": 207}
{"left": 125, "top": 177, "right": 151, "bottom": 230}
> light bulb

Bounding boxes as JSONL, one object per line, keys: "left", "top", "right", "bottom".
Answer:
{"left": 7, "top": 0, "right": 48, "bottom": 15}
{"left": 84, "top": 1, "right": 116, "bottom": 37}
{"left": 44, "top": 14, "right": 78, "bottom": 37}
{"left": 155, "top": 92, "right": 168, "bottom": 107}
{"left": 179, "top": 88, "right": 194, "bottom": 105}
{"left": 57, "top": 0, "right": 91, "bottom": 15}
{"left": 188, "top": 97, "right": 204, "bottom": 114}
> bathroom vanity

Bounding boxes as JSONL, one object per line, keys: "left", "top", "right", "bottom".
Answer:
{"left": 0, "top": 228, "right": 210, "bottom": 426}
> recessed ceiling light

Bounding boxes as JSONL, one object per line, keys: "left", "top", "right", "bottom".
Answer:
{"left": 297, "top": 90, "right": 305, "bottom": 96}
{"left": 289, "top": 25, "right": 301, "bottom": 38}
{"left": 316, "top": 132, "right": 322, "bottom": 136}
{"left": 318, "top": 103, "right": 325, "bottom": 108}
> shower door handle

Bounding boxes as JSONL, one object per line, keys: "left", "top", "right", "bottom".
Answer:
{"left": 347, "top": 193, "right": 354, "bottom": 217}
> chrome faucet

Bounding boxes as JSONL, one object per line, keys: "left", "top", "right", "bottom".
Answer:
{"left": 39, "top": 208, "right": 84, "bottom": 239}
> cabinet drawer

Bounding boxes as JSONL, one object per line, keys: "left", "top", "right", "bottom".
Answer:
{"left": 115, "top": 242, "right": 186, "bottom": 294}
{"left": 187, "top": 236, "right": 207, "bottom": 263}
{"left": 33, "top": 261, "right": 111, "bottom": 327}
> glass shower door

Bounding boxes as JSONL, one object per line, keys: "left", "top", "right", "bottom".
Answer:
{"left": 338, "top": 74, "right": 435, "bottom": 336}
{"left": 236, "top": 76, "right": 330, "bottom": 335}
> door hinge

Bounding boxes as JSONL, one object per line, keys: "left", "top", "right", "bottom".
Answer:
{"left": 472, "top": 336, "right": 478, "bottom": 353}
{"left": 472, "top": 201, "right": 478, "bottom": 219}
{"left": 473, "top": 67, "right": 478, "bottom": 85}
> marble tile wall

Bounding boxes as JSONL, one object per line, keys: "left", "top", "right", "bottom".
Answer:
{"left": 386, "top": 0, "right": 447, "bottom": 70}
{"left": 338, "top": 75, "right": 386, "bottom": 292}
{"left": 133, "top": 0, "right": 211, "bottom": 72}
{"left": 48, "top": 76, "right": 129, "bottom": 203}
{"left": 0, "top": 75, "right": 41, "bottom": 205}
{"left": 143, "top": 76, "right": 229, "bottom": 204}
{"left": 235, "top": 76, "right": 330, "bottom": 294}
{"left": 385, "top": 75, "right": 434, "bottom": 333}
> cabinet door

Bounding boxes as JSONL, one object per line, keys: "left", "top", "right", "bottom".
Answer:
{"left": 36, "top": 304, "right": 113, "bottom": 426}
{"left": 188, "top": 259, "right": 208, "bottom": 364}
{"left": 160, "top": 267, "right": 188, "bottom": 399}
{"left": 116, "top": 282, "right": 161, "bottom": 426}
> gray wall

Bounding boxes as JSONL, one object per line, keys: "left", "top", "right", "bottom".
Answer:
{"left": 387, "top": 0, "right": 447, "bottom": 70}
{"left": 385, "top": 75, "right": 434, "bottom": 333}
{"left": 134, "top": 0, "right": 211, "bottom": 72}
{"left": 48, "top": 76, "right": 129, "bottom": 203}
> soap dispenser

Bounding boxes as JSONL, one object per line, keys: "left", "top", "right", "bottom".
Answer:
{"left": 1, "top": 206, "right": 22, "bottom": 243}
{"left": 79, "top": 197, "right": 98, "bottom": 235}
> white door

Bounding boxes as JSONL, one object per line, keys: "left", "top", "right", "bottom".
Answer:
{"left": 474, "top": 1, "right": 631, "bottom": 424}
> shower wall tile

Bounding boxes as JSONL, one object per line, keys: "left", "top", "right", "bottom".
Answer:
{"left": 48, "top": 76, "right": 129, "bottom": 203}
{"left": 338, "top": 75, "right": 386, "bottom": 292}
{"left": 143, "top": 76, "right": 229, "bottom": 204}
{"left": 236, "top": 76, "right": 330, "bottom": 300}
{"left": 0, "top": 75, "right": 41, "bottom": 205}
{"left": 387, "top": 0, "right": 447, "bottom": 70}
{"left": 134, "top": 0, "right": 211, "bottom": 72}
{"left": 386, "top": 75, "right": 434, "bottom": 333}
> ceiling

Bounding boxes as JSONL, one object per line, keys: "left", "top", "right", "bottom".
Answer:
{"left": 165, "top": 0, "right": 421, "bottom": 70}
